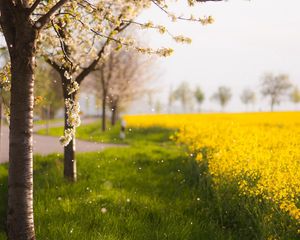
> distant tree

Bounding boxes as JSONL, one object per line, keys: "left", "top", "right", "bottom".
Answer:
{"left": 194, "top": 86, "right": 205, "bottom": 111}
{"left": 155, "top": 100, "right": 162, "bottom": 113}
{"left": 91, "top": 57, "right": 113, "bottom": 132}
{"left": 240, "top": 88, "right": 256, "bottom": 110}
{"left": 106, "top": 51, "right": 153, "bottom": 125}
{"left": 168, "top": 86, "right": 175, "bottom": 113}
{"left": 173, "top": 81, "right": 193, "bottom": 112}
{"left": 290, "top": 86, "right": 300, "bottom": 107}
{"left": 211, "top": 86, "right": 232, "bottom": 111}
{"left": 261, "top": 73, "right": 292, "bottom": 111}
{"left": 90, "top": 48, "right": 153, "bottom": 129}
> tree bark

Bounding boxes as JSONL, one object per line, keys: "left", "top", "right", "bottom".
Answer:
{"left": 271, "top": 98, "right": 275, "bottom": 112}
{"left": 0, "top": 95, "right": 2, "bottom": 153}
{"left": 62, "top": 81, "right": 77, "bottom": 182}
{"left": 102, "top": 94, "right": 107, "bottom": 132}
{"left": 7, "top": 19, "right": 37, "bottom": 240}
{"left": 63, "top": 103, "right": 76, "bottom": 182}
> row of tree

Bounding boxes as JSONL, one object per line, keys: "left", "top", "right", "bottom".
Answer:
{"left": 33, "top": 48, "right": 152, "bottom": 132}
{"left": 168, "top": 73, "right": 300, "bottom": 112}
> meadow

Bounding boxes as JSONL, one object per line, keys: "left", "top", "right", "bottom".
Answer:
{"left": 1, "top": 112, "right": 300, "bottom": 239}
{"left": 0, "top": 123, "right": 231, "bottom": 240}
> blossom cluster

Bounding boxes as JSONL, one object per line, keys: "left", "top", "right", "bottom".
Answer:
{"left": 59, "top": 98, "right": 81, "bottom": 146}
{"left": 0, "top": 62, "right": 11, "bottom": 91}
{"left": 64, "top": 70, "right": 79, "bottom": 96}
{"left": 0, "top": 62, "right": 11, "bottom": 124}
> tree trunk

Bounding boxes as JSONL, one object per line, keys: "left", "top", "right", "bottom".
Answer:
{"left": 63, "top": 104, "right": 76, "bottom": 182}
{"left": 7, "top": 21, "right": 37, "bottom": 240}
{"left": 111, "top": 105, "right": 117, "bottom": 126}
{"left": 62, "top": 83, "right": 77, "bottom": 182}
{"left": 271, "top": 99, "right": 274, "bottom": 112}
{"left": 0, "top": 95, "right": 2, "bottom": 153}
{"left": 102, "top": 94, "right": 106, "bottom": 132}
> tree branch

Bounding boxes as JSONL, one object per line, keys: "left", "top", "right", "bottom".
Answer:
{"left": 44, "top": 57, "right": 63, "bottom": 74}
{"left": 28, "top": 0, "right": 41, "bottom": 14}
{"left": 15, "top": 0, "right": 23, "bottom": 7}
{"left": 50, "top": 20, "right": 73, "bottom": 66}
{"left": 75, "top": 19, "right": 130, "bottom": 85}
{"left": 152, "top": 0, "right": 222, "bottom": 23}
{"left": 75, "top": 38, "right": 110, "bottom": 85}
{"left": 0, "top": 0, "right": 16, "bottom": 54}
{"left": 35, "top": 0, "right": 69, "bottom": 29}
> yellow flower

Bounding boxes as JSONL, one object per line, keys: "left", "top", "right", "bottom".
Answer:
{"left": 124, "top": 112, "right": 300, "bottom": 227}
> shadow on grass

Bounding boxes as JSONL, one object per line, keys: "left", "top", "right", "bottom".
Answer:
{"left": 29, "top": 146, "right": 232, "bottom": 240}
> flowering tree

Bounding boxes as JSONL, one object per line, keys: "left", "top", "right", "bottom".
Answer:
{"left": 0, "top": 1, "right": 71, "bottom": 238}
{"left": 0, "top": 0, "right": 219, "bottom": 239}
{"left": 91, "top": 47, "right": 154, "bottom": 129}
{"left": 41, "top": 2, "right": 143, "bottom": 181}
{"left": 107, "top": 51, "right": 153, "bottom": 125}
{"left": 40, "top": 1, "right": 214, "bottom": 182}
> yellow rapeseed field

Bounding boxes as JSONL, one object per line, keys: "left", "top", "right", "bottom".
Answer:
{"left": 124, "top": 112, "right": 300, "bottom": 228}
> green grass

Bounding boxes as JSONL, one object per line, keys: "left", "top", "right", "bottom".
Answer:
{"left": 37, "top": 120, "right": 175, "bottom": 145}
{"left": 0, "top": 142, "right": 235, "bottom": 239}
{"left": 2, "top": 122, "right": 292, "bottom": 239}
{"left": 34, "top": 118, "right": 63, "bottom": 125}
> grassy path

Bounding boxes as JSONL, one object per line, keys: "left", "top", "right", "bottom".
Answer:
{"left": 36, "top": 120, "right": 175, "bottom": 144}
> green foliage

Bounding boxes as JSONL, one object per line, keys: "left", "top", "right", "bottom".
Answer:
{"left": 290, "top": 86, "right": 300, "bottom": 104}
{"left": 34, "top": 62, "right": 63, "bottom": 119}
{"left": 194, "top": 87, "right": 205, "bottom": 106}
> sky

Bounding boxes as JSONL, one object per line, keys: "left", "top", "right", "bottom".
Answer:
{"left": 1, "top": 1, "right": 299, "bottom": 115}
{"left": 131, "top": 0, "right": 300, "bottom": 113}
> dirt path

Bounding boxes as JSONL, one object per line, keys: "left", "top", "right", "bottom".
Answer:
{"left": 0, "top": 118, "right": 124, "bottom": 163}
